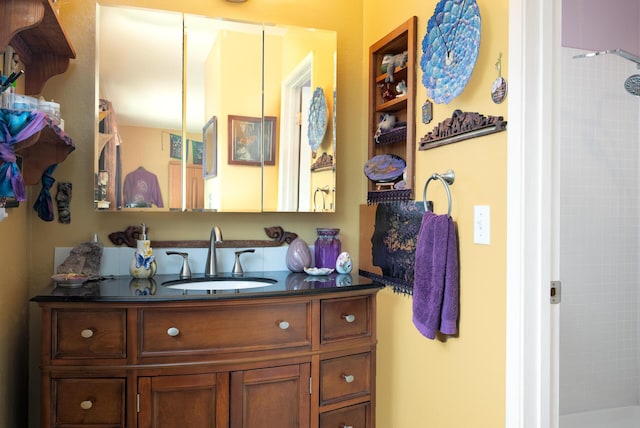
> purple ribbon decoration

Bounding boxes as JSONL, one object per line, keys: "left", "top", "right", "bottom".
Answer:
{"left": 0, "top": 109, "right": 48, "bottom": 201}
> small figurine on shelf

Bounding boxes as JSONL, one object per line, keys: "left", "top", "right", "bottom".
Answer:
{"left": 381, "top": 51, "right": 408, "bottom": 82}
{"left": 374, "top": 113, "right": 396, "bottom": 144}
{"left": 379, "top": 82, "right": 396, "bottom": 103}
{"left": 395, "top": 80, "right": 407, "bottom": 97}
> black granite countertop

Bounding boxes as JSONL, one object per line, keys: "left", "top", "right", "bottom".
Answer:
{"left": 30, "top": 271, "right": 384, "bottom": 303}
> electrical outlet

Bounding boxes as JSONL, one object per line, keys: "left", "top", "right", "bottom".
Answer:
{"left": 474, "top": 205, "right": 491, "bottom": 245}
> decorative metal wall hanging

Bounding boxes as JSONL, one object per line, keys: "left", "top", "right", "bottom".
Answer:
{"left": 419, "top": 110, "right": 507, "bottom": 150}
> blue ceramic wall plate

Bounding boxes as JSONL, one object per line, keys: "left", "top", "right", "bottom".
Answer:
{"left": 364, "top": 154, "right": 406, "bottom": 183}
{"left": 421, "top": 0, "right": 481, "bottom": 104}
{"left": 307, "top": 87, "right": 328, "bottom": 152}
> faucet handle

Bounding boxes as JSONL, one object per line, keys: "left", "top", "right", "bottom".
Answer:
{"left": 232, "top": 249, "right": 255, "bottom": 275}
{"left": 166, "top": 251, "right": 192, "bottom": 278}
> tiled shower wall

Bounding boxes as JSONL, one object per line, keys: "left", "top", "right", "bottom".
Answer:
{"left": 559, "top": 47, "right": 640, "bottom": 414}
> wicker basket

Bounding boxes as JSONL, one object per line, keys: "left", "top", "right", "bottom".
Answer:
{"left": 376, "top": 126, "right": 406, "bottom": 145}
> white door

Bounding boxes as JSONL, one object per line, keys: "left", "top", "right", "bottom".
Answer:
{"left": 505, "top": 0, "right": 558, "bottom": 426}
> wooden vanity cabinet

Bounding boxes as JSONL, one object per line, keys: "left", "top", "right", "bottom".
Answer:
{"left": 36, "top": 288, "right": 379, "bottom": 428}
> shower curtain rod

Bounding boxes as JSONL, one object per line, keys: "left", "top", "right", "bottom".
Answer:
{"left": 573, "top": 49, "right": 640, "bottom": 67}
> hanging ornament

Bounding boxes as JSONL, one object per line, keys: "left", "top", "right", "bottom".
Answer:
{"left": 491, "top": 53, "right": 508, "bottom": 104}
{"left": 422, "top": 99, "right": 433, "bottom": 124}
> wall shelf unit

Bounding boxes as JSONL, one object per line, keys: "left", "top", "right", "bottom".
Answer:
{"left": 367, "top": 16, "right": 417, "bottom": 204}
{"left": 0, "top": 0, "right": 76, "bottom": 95}
{"left": 13, "top": 118, "right": 74, "bottom": 184}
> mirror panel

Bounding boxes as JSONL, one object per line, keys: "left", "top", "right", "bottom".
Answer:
{"left": 97, "top": 4, "right": 183, "bottom": 211}
{"left": 184, "top": 15, "right": 264, "bottom": 212}
{"left": 95, "top": 4, "right": 337, "bottom": 212}
{"left": 264, "top": 24, "right": 337, "bottom": 212}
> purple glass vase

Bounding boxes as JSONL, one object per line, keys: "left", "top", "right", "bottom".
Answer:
{"left": 314, "top": 228, "right": 341, "bottom": 269}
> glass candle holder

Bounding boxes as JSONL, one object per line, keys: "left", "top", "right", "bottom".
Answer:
{"left": 314, "top": 228, "right": 341, "bottom": 269}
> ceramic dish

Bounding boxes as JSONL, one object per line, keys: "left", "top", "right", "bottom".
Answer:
{"left": 51, "top": 273, "right": 89, "bottom": 287}
{"left": 364, "top": 154, "right": 406, "bottom": 183}
{"left": 307, "top": 87, "right": 328, "bottom": 152}
{"left": 304, "top": 267, "right": 334, "bottom": 276}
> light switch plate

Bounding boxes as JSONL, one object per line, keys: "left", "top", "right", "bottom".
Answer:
{"left": 474, "top": 205, "right": 490, "bottom": 245}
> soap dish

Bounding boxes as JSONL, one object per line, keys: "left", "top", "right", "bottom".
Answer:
{"left": 304, "top": 267, "right": 334, "bottom": 276}
{"left": 51, "top": 273, "right": 89, "bottom": 287}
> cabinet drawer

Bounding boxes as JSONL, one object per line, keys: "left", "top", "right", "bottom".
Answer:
{"left": 52, "top": 378, "right": 125, "bottom": 427}
{"left": 320, "top": 402, "right": 370, "bottom": 428}
{"left": 321, "top": 297, "right": 371, "bottom": 343}
{"left": 139, "top": 302, "right": 310, "bottom": 357}
{"left": 320, "top": 353, "right": 371, "bottom": 406}
{"left": 52, "top": 309, "right": 126, "bottom": 359}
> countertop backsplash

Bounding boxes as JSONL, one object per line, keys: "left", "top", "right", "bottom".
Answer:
{"left": 54, "top": 245, "right": 302, "bottom": 276}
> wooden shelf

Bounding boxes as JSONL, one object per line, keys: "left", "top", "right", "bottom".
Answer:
{"left": 0, "top": 0, "right": 76, "bottom": 95}
{"left": 13, "top": 117, "right": 74, "bottom": 184}
{"left": 376, "top": 96, "right": 408, "bottom": 113}
{"left": 367, "top": 17, "right": 417, "bottom": 203}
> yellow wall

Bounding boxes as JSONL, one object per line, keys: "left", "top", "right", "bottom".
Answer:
{"left": 364, "top": 1, "right": 509, "bottom": 427}
{"left": 0, "top": 202, "right": 29, "bottom": 424}
{"left": 0, "top": 0, "right": 509, "bottom": 426}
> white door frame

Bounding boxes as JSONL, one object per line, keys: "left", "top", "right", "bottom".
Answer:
{"left": 277, "top": 53, "right": 313, "bottom": 211}
{"left": 505, "top": 0, "right": 556, "bottom": 426}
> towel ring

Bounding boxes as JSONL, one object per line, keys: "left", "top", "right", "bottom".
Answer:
{"left": 313, "top": 185, "right": 329, "bottom": 212}
{"left": 422, "top": 170, "right": 455, "bottom": 216}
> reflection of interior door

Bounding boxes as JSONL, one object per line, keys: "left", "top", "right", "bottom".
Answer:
{"left": 168, "top": 161, "right": 204, "bottom": 210}
{"left": 278, "top": 53, "right": 313, "bottom": 211}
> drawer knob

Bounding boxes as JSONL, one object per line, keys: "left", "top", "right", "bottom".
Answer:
{"left": 342, "top": 314, "right": 356, "bottom": 323}
{"left": 341, "top": 425, "right": 354, "bottom": 428}
{"left": 278, "top": 321, "right": 290, "bottom": 330}
{"left": 80, "top": 400, "right": 93, "bottom": 410}
{"left": 343, "top": 374, "right": 355, "bottom": 383}
{"left": 167, "top": 327, "right": 180, "bottom": 337}
{"left": 80, "top": 329, "right": 94, "bottom": 339}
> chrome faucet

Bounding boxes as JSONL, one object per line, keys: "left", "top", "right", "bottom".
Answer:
{"left": 205, "top": 226, "right": 223, "bottom": 276}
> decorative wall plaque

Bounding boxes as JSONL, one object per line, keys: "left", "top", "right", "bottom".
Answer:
{"left": 419, "top": 110, "right": 507, "bottom": 151}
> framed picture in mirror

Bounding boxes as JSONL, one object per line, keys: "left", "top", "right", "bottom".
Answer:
{"left": 202, "top": 116, "right": 217, "bottom": 178}
{"left": 228, "top": 115, "right": 276, "bottom": 166}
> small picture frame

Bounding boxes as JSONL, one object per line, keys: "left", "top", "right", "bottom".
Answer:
{"left": 191, "top": 140, "right": 203, "bottom": 165}
{"left": 228, "top": 115, "right": 276, "bottom": 166}
{"left": 202, "top": 116, "right": 217, "bottom": 178}
{"left": 169, "top": 133, "right": 183, "bottom": 160}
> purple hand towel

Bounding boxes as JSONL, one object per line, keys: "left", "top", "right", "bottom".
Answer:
{"left": 412, "top": 211, "right": 459, "bottom": 339}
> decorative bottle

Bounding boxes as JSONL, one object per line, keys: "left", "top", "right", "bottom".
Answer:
{"left": 129, "top": 223, "right": 157, "bottom": 278}
{"left": 314, "top": 228, "right": 341, "bottom": 269}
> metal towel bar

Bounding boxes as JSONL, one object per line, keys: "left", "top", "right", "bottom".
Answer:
{"left": 422, "top": 169, "right": 455, "bottom": 216}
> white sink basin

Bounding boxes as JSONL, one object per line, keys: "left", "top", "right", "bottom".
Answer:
{"left": 162, "top": 277, "right": 276, "bottom": 291}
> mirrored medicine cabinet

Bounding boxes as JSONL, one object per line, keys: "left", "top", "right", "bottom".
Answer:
{"left": 95, "top": 3, "right": 337, "bottom": 213}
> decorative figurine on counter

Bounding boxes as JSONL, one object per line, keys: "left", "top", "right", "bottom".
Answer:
{"left": 129, "top": 223, "right": 156, "bottom": 278}
{"left": 286, "top": 238, "right": 312, "bottom": 273}
{"left": 335, "top": 252, "right": 353, "bottom": 274}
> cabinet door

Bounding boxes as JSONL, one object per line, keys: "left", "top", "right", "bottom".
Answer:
{"left": 230, "top": 364, "right": 310, "bottom": 428}
{"left": 138, "top": 373, "right": 229, "bottom": 428}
